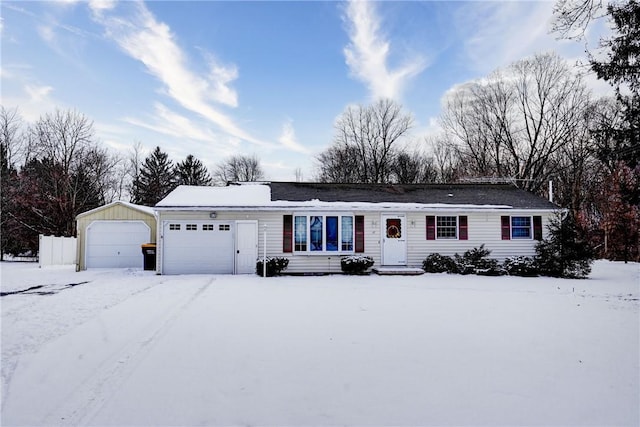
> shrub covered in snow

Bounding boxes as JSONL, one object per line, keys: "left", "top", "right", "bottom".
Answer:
{"left": 503, "top": 256, "right": 539, "bottom": 277}
{"left": 422, "top": 253, "right": 458, "bottom": 273}
{"left": 456, "top": 245, "right": 503, "bottom": 276}
{"left": 340, "top": 255, "right": 374, "bottom": 275}
{"left": 256, "top": 257, "right": 289, "bottom": 277}
{"left": 424, "top": 245, "right": 503, "bottom": 275}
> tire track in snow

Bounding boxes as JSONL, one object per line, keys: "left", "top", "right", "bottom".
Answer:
{"left": 1, "top": 272, "right": 162, "bottom": 413}
{"left": 40, "top": 277, "right": 215, "bottom": 426}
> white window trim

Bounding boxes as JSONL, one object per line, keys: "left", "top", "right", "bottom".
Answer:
{"left": 511, "top": 216, "right": 533, "bottom": 240}
{"left": 293, "top": 212, "right": 355, "bottom": 255}
{"left": 435, "top": 215, "right": 459, "bottom": 240}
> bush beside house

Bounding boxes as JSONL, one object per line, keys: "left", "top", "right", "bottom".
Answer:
{"left": 422, "top": 214, "right": 595, "bottom": 279}
{"left": 256, "top": 257, "right": 289, "bottom": 277}
{"left": 341, "top": 255, "right": 374, "bottom": 275}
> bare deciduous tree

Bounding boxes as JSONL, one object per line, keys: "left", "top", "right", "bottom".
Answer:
{"left": 551, "top": 0, "right": 605, "bottom": 39}
{"left": 429, "top": 136, "right": 461, "bottom": 183}
{"left": 440, "top": 52, "right": 591, "bottom": 193}
{"left": 390, "top": 151, "right": 438, "bottom": 184}
{"left": 12, "top": 109, "right": 119, "bottom": 236}
{"left": 213, "top": 154, "right": 265, "bottom": 184}
{"left": 316, "top": 99, "right": 413, "bottom": 183}
{"left": 0, "top": 106, "right": 25, "bottom": 168}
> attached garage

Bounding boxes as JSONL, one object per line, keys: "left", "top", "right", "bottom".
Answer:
{"left": 161, "top": 220, "right": 235, "bottom": 274}
{"left": 76, "top": 201, "right": 156, "bottom": 271}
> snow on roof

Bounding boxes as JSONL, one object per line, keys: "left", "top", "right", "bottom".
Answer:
{"left": 155, "top": 185, "right": 272, "bottom": 207}
{"left": 155, "top": 182, "right": 558, "bottom": 211}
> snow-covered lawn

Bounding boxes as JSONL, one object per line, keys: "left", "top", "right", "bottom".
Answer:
{"left": 1, "top": 261, "right": 638, "bottom": 426}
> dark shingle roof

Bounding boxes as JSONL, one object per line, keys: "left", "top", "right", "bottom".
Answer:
{"left": 266, "top": 182, "right": 557, "bottom": 209}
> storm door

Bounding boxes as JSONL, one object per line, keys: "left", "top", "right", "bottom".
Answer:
{"left": 381, "top": 214, "right": 407, "bottom": 266}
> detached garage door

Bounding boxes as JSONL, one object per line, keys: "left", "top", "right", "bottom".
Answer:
{"left": 86, "top": 221, "right": 151, "bottom": 268}
{"left": 162, "top": 221, "right": 234, "bottom": 274}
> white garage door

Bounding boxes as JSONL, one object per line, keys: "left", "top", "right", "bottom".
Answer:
{"left": 162, "top": 221, "right": 234, "bottom": 274}
{"left": 86, "top": 221, "right": 151, "bottom": 268}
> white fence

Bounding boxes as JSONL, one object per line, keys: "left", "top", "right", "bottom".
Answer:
{"left": 39, "top": 235, "right": 77, "bottom": 268}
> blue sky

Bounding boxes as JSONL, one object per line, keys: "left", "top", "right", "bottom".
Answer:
{"left": 1, "top": 1, "right": 610, "bottom": 181}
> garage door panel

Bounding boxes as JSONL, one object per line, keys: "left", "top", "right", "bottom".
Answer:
{"left": 88, "top": 244, "right": 144, "bottom": 258}
{"left": 162, "top": 221, "right": 234, "bottom": 274}
{"left": 86, "top": 221, "right": 150, "bottom": 269}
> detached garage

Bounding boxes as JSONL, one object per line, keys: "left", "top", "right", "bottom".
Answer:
{"left": 76, "top": 201, "right": 156, "bottom": 271}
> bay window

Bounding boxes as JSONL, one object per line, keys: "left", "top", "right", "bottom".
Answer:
{"left": 293, "top": 214, "right": 355, "bottom": 253}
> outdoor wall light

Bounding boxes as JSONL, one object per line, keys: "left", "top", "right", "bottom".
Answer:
{"left": 209, "top": 212, "right": 217, "bottom": 219}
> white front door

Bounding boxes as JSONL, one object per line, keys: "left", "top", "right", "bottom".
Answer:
{"left": 381, "top": 214, "right": 407, "bottom": 266}
{"left": 235, "top": 221, "right": 258, "bottom": 274}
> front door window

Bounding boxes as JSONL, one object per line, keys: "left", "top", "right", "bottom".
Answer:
{"left": 386, "top": 218, "right": 402, "bottom": 239}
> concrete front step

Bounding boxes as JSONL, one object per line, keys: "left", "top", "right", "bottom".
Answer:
{"left": 373, "top": 267, "right": 425, "bottom": 276}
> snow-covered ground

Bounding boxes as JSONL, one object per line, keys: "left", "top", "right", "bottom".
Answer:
{"left": 1, "top": 261, "right": 638, "bottom": 426}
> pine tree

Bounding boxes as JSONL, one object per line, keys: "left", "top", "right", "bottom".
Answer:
{"left": 131, "top": 146, "right": 177, "bottom": 206}
{"left": 535, "top": 212, "right": 595, "bottom": 278}
{"left": 589, "top": 0, "right": 640, "bottom": 97}
{"left": 590, "top": 0, "right": 640, "bottom": 169}
{"left": 174, "top": 154, "right": 212, "bottom": 186}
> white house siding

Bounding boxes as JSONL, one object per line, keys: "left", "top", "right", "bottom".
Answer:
{"left": 405, "top": 210, "right": 555, "bottom": 267}
{"left": 156, "top": 210, "right": 382, "bottom": 275}
{"left": 281, "top": 212, "right": 381, "bottom": 274}
{"left": 156, "top": 209, "right": 556, "bottom": 274}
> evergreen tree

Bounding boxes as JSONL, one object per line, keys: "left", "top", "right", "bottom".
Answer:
{"left": 589, "top": 0, "right": 640, "bottom": 169}
{"left": 174, "top": 154, "right": 212, "bottom": 186}
{"left": 589, "top": 0, "right": 640, "bottom": 97}
{"left": 131, "top": 146, "right": 176, "bottom": 206}
{"left": 535, "top": 212, "right": 595, "bottom": 279}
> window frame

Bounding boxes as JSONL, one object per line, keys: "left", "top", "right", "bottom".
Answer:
{"left": 510, "top": 216, "right": 532, "bottom": 239}
{"left": 427, "top": 215, "right": 467, "bottom": 240}
{"left": 436, "top": 215, "right": 458, "bottom": 240}
{"left": 292, "top": 213, "right": 356, "bottom": 254}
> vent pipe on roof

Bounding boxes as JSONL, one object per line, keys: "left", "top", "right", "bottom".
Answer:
{"left": 548, "top": 180, "right": 554, "bottom": 203}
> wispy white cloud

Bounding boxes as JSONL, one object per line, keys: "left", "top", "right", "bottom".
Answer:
{"left": 123, "top": 103, "right": 219, "bottom": 143}
{"left": 37, "top": 25, "right": 55, "bottom": 43}
{"left": 343, "top": 0, "right": 426, "bottom": 101}
{"left": 88, "top": 0, "right": 116, "bottom": 13}
{"left": 456, "top": 1, "right": 610, "bottom": 75}
{"left": 278, "top": 119, "right": 310, "bottom": 154}
{"left": 25, "top": 83, "right": 54, "bottom": 102}
{"left": 459, "top": 2, "right": 553, "bottom": 73}
{"left": 1, "top": 72, "right": 57, "bottom": 121}
{"left": 90, "top": 2, "right": 270, "bottom": 148}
